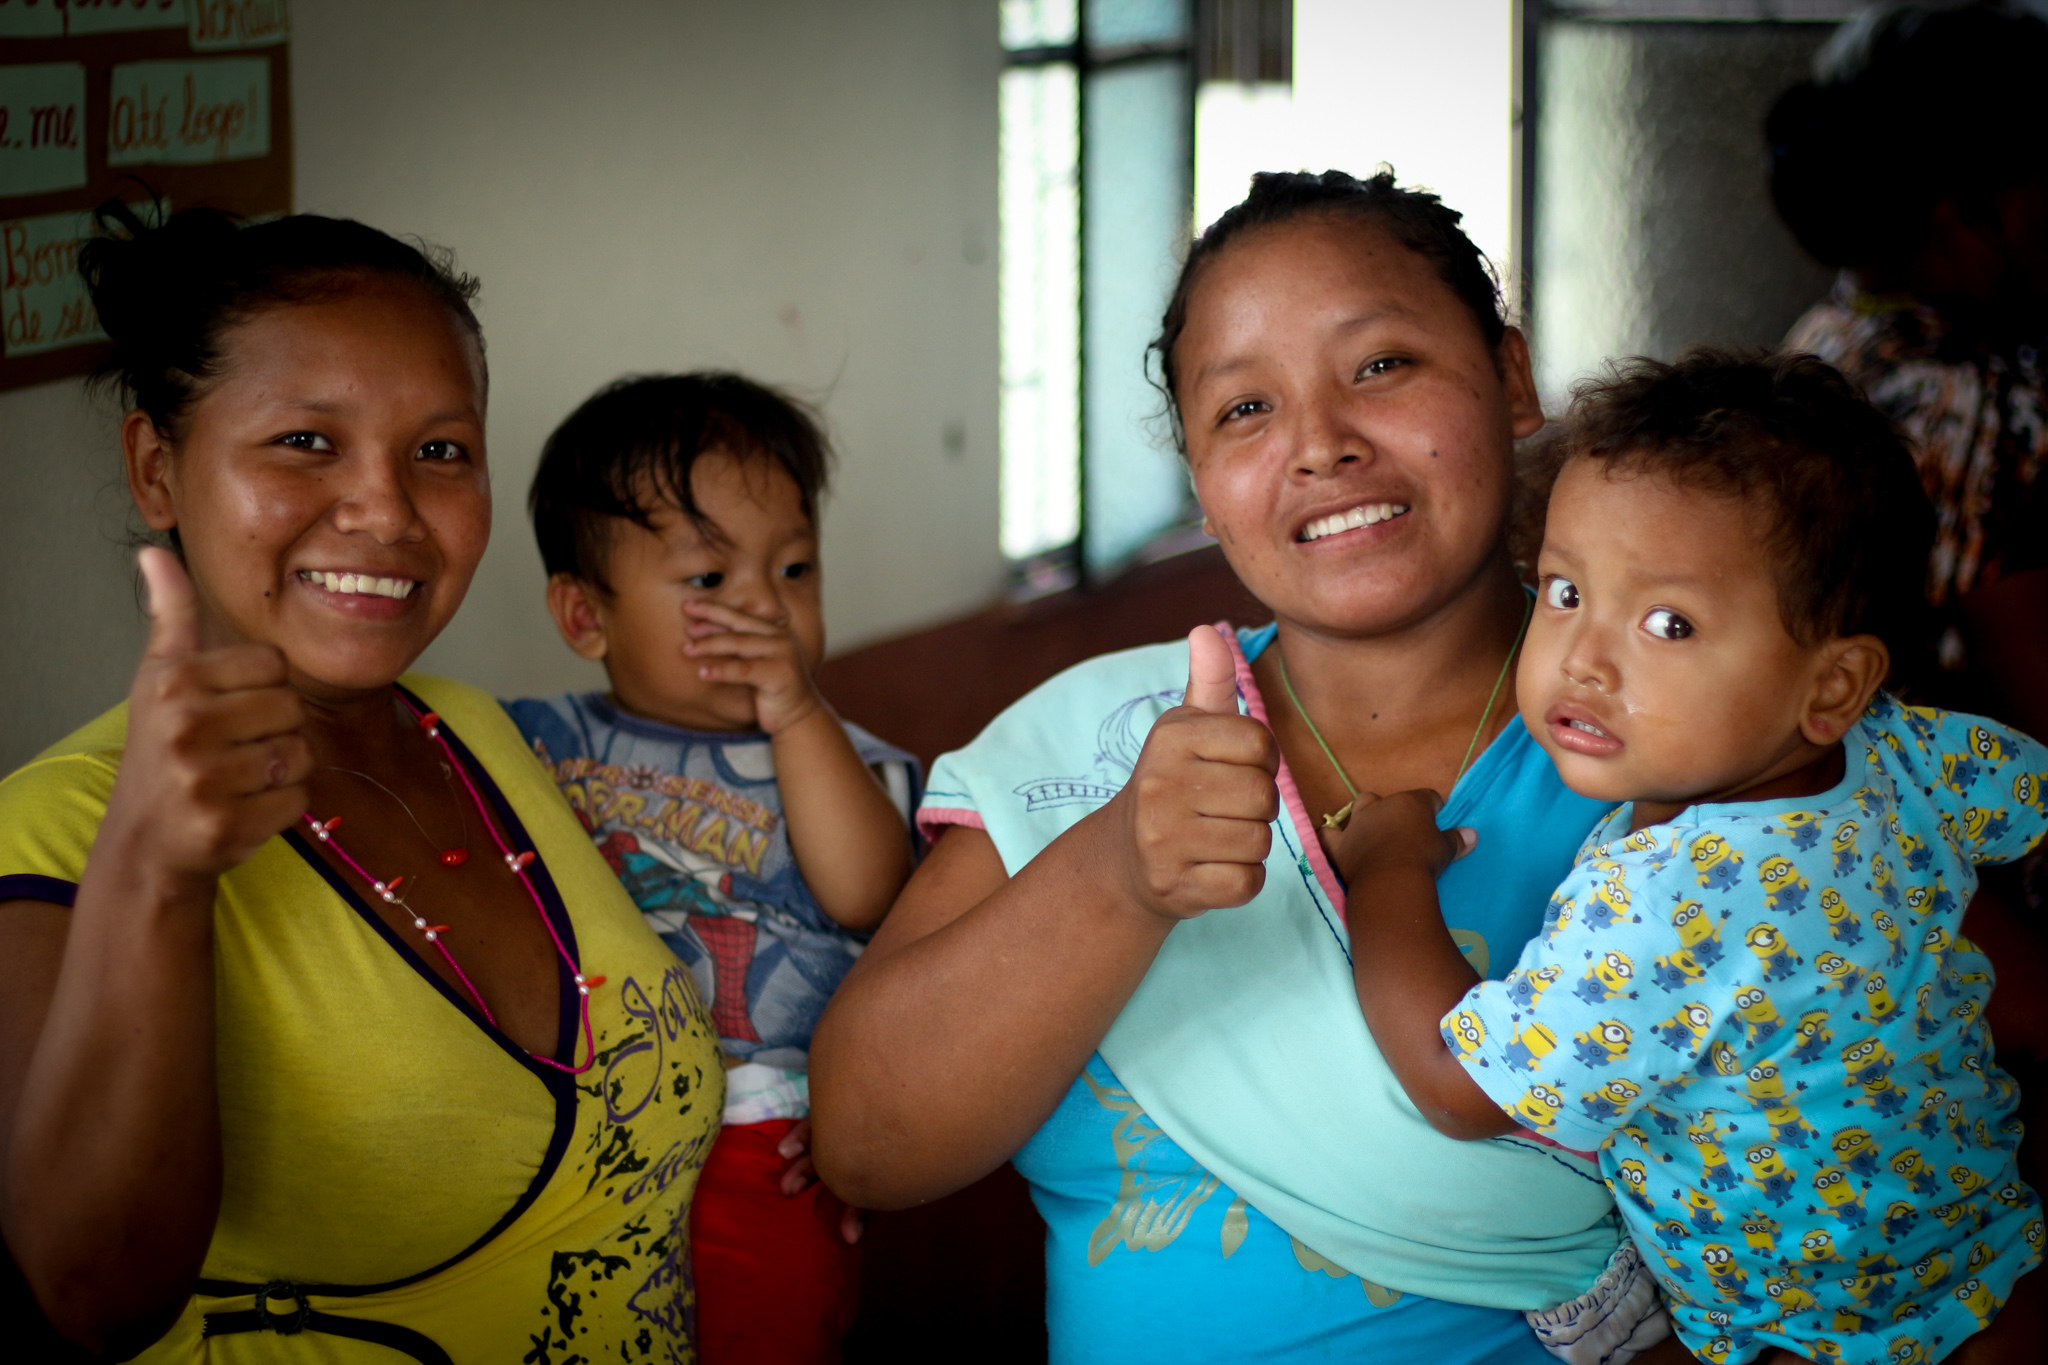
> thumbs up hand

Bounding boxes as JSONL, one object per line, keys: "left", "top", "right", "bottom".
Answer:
{"left": 104, "top": 549, "right": 311, "bottom": 884}
{"left": 1107, "top": 625, "right": 1280, "bottom": 923}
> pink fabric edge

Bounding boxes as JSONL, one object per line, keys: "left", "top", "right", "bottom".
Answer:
{"left": 1214, "top": 622, "right": 1347, "bottom": 911}
{"left": 916, "top": 806, "right": 986, "bottom": 844}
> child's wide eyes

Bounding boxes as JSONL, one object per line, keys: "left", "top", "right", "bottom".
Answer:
{"left": 1642, "top": 608, "right": 1694, "bottom": 641}
{"left": 1543, "top": 577, "right": 1579, "bottom": 610}
{"left": 685, "top": 572, "right": 725, "bottom": 590}
{"left": 780, "top": 562, "right": 812, "bottom": 581}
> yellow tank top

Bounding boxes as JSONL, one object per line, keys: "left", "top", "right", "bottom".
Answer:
{"left": 0, "top": 676, "right": 723, "bottom": 1363}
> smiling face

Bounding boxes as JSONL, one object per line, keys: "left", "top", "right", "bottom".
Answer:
{"left": 1172, "top": 215, "right": 1543, "bottom": 639}
{"left": 563, "top": 450, "right": 823, "bottom": 732}
{"left": 126, "top": 278, "right": 490, "bottom": 700}
{"left": 1518, "top": 458, "right": 1879, "bottom": 820}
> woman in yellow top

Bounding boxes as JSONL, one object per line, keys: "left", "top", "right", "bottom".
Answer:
{"left": 0, "top": 204, "right": 721, "bottom": 1362}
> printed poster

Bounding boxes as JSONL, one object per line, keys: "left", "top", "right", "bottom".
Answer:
{"left": 0, "top": 64, "right": 86, "bottom": 198}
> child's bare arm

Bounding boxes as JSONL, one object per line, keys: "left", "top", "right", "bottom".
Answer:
{"left": 1327, "top": 790, "right": 1516, "bottom": 1140}
{"left": 684, "top": 600, "right": 911, "bottom": 931}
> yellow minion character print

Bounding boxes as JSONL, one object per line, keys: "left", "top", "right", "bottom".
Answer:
{"left": 1743, "top": 1060, "right": 1792, "bottom": 1106}
{"left": 1860, "top": 972, "right": 1901, "bottom": 1024}
{"left": 1891, "top": 1147, "right": 1942, "bottom": 1198}
{"left": 1829, "top": 1126, "right": 1882, "bottom": 1179}
{"left": 1732, "top": 985, "right": 1782, "bottom": 1046}
{"left": 1701, "top": 1039, "right": 1743, "bottom": 1078}
{"left": 1504, "top": 1020, "right": 1557, "bottom": 1071}
{"left": 1920, "top": 924, "right": 1951, "bottom": 958}
{"left": 2024, "top": 1216, "right": 2044, "bottom": 1256}
{"left": 1744, "top": 1143, "right": 1797, "bottom": 1206}
{"left": 2013, "top": 769, "right": 2047, "bottom": 817}
{"left": 1755, "top": 855, "right": 1810, "bottom": 916}
{"left": 1612, "top": 1157, "right": 1654, "bottom": 1214}
{"left": 1821, "top": 886, "right": 1863, "bottom": 945}
{"left": 1670, "top": 899, "right": 1727, "bottom": 962}
{"left": 1880, "top": 1200, "right": 1919, "bottom": 1242}
{"left": 1681, "top": 1184, "right": 1724, "bottom": 1234}
{"left": 1686, "top": 1114, "right": 1738, "bottom": 1190}
{"left": 1810, "top": 1165, "right": 1869, "bottom": 1229}
{"left": 1765, "top": 1102, "right": 1819, "bottom": 1150}
{"left": 1911, "top": 1249, "right": 1953, "bottom": 1292}
{"left": 1871, "top": 908, "right": 1906, "bottom": 967}
{"left": 1962, "top": 805, "right": 2013, "bottom": 846}
{"left": 1790, "top": 1009, "right": 1835, "bottom": 1065}
{"left": 1814, "top": 950, "right": 1865, "bottom": 996}
{"left": 1689, "top": 832, "right": 1742, "bottom": 891}
{"left": 1699, "top": 1242, "right": 1758, "bottom": 1307}
{"left": 1570, "top": 1019, "right": 1632, "bottom": 1068}
{"left": 1831, "top": 821, "right": 1862, "bottom": 877}
{"left": 1913, "top": 1088, "right": 1948, "bottom": 1140}
{"left": 1940, "top": 751, "right": 1981, "bottom": 799}
{"left": 1867, "top": 854, "right": 1902, "bottom": 911}
{"left": 1800, "top": 1228, "right": 1838, "bottom": 1265}
{"left": 1512, "top": 1083, "right": 1564, "bottom": 1131}
{"left": 1896, "top": 828, "right": 1932, "bottom": 872}
{"left": 1694, "top": 1335, "right": 1738, "bottom": 1365}
{"left": 1738, "top": 1212, "right": 1781, "bottom": 1253}
{"left": 1650, "top": 945, "right": 1708, "bottom": 993}
{"left": 1571, "top": 949, "right": 1635, "bottom": 1004}
{"left": 1884, "top": 1335, "right": 1932, "bottom": 1365}
{"left": 1967, "top": 724, "right": 2010, "bottom": 766}
{"left": 1765, "top": 1272, "right": 1818, "bottom": 1315}
{"left": 1946, "top": 1165, "right": 1991, "bottom": 1199}
{"left": 1953, "top": 1276, "right": 2002, "bottom": 1330}
{"left": 1745, "top": 922, "right": 1801, "bottom": 982}
{"left": 1766, "top": 808, "right": 1826, "bottom": 851}
{"left": 1911, "top": 983, "right": 1943, "bottom": 1042}
{"left": 1991, "top": 1182, "right": 2032, "bottom": 1211}
{"left": 1443, "top": 1008, "right": 1487, "bottom": 1060}
{"left": 1580, "top": 1076, "right": 1641, "bottom": 1122}
{"left": 1582, "top": 872, "right": 1636, "bottom": 932}
{"left": 1653, "top": 1002, "right": 1714, "bottom": 1054}
{"left": 1840, "top": 1037, "right": 1894, "bottom": 1089}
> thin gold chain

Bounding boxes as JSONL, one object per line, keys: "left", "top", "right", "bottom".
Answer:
{"left": 1276, "top": 593, "right": 1533, "bottom": 830}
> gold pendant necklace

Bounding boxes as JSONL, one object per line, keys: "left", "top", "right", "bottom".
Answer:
{"left": 1276, "top": 593, "right": 1532, "bottom": 831}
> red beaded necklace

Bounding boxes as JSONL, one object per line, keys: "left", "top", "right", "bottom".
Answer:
{"left": 303, "top": 698, "right": 601, "bottom": 1074}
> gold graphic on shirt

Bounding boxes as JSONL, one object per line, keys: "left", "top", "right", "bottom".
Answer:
{"left": 1450, "top": 927, "right": 1490, "bottom": 978}
{"left": 1291, "top": 1234, "right": 1405, "bottom": 1305}
{"left": 1221, "top": 1196, "right": 1249, "bottom": 1259}
{"left": 1081, "top": 1069, "right": 1221, "bottom": 1265}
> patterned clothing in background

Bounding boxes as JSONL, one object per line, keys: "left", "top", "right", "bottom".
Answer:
{"left": 1786, "top": 276, "right": 2048, "bottom": 623}
{"left": 505, "top": 693, "right": 920, "bottom": 1113}
{"left": 1454, "top": 694, "right": 2047, "bottom": 1364}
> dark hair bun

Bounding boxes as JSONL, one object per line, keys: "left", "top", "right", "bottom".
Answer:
{"left": 79, "top": 199, "right": 483, "bottom": 432}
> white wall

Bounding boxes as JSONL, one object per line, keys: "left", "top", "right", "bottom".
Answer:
{"left": 0, "top": 0, "right": 1003, "bottom": 771}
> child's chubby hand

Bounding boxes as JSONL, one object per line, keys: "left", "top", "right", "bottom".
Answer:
{"left": 1320, "top": 788, "right": 1476, "bottom": 891}
{"left": 681, "top": 598, "right": 825, "bottom": 735}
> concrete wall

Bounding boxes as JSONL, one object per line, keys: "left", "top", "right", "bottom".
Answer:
{"left": 0, "top": 0, "right": 1003, "bottom": 772}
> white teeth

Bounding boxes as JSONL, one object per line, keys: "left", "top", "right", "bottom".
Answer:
{"left": 1301, "top": 502, "right": 1409, "bottom": 543}
{"left": 300, "top": 570, "right": 418, "bottom": 599}
{"left": 1569, "top": 719, "right": 1611, "bottom": 738}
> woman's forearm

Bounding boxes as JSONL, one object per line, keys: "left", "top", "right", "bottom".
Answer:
{"left": 809, "top": 817, "right": 1175, "bottom": 1208}
{"left": 2, "top": 835, "right": 224, "bottom": 1353}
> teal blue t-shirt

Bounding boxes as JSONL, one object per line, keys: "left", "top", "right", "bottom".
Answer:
{"left": 920, "top": 622, "right": 1619, "bottom": 1358}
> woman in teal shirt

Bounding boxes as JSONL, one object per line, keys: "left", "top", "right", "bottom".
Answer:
{"left": 812, "top": 172, "right": 1678, "bottom": 1362}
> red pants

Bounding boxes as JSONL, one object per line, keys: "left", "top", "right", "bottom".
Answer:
{"left": 689, "top": 1117, "right": 860, "bottom": 1364}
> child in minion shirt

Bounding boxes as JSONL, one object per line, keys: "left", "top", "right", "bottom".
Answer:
{"left": 1333, "top": 351, "right": 2044, "bottom": 1364}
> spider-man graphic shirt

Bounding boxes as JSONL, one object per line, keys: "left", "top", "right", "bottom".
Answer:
{"left": 504, "top": 693, "right": 920, "bottom": 1110}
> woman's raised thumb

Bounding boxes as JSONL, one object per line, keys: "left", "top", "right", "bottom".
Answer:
{"left": 1182, "top": 625, "right": 1239, "bottom": 715}
{"left": 139, "top": 546, "right": 201, "bottom": 660}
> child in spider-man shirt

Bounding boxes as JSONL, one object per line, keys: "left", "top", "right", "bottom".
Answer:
{"left": 504, "top": 372, "right": 920, "bottom": 1364}
{"left": 1329, "top": 350, "right": 2044, "bottom": 1365}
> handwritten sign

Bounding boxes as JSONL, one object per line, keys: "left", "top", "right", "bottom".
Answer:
{"left": 107, "top": 57, "right": 267, "bottom": 166}
{"left": 1, "top": 201, "right": 155, "bottom": 358}
{"left": 67, "top": 0, "right": 188, "bottom": 36}
{"left": 0, "top": 1, "right": 66, "bottom": 39}
{"left": 0, "top": 64, "right": 86, "bottom": 198}
{"left": 190, "top": 0, "right": 286, "bottom": 50}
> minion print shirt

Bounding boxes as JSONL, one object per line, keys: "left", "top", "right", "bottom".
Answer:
{"left": 1452, "top": 695, "right": 2047, "bottom": 1365}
